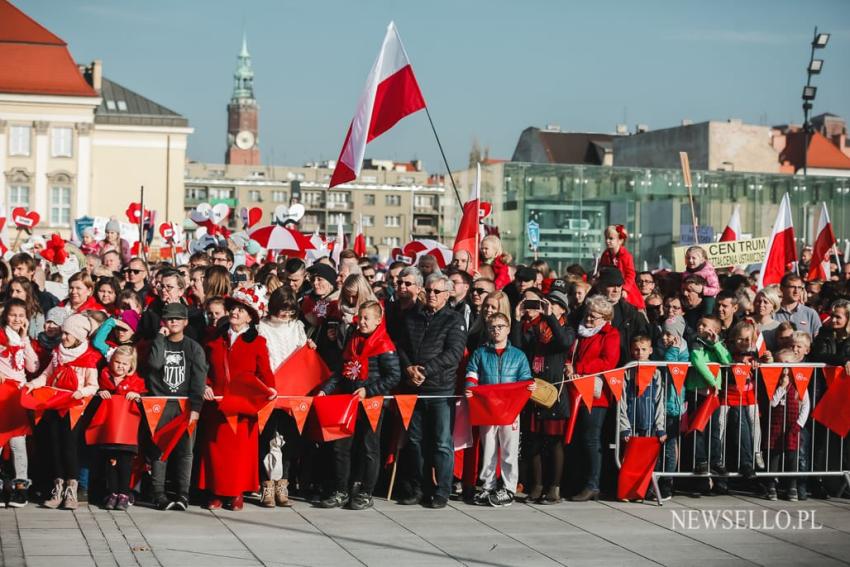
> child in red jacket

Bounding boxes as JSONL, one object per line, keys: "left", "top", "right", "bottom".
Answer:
{"left": 94, "top": 345, "right": 146, "bottom": 511}
{"left": 598, "top": 225, "right": 644, "bottom": 310}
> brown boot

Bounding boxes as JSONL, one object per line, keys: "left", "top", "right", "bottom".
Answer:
{"left": 61, "top": 479, "right": 78, "bottom": 510}
{"left": 541, "top": 486, "right": 561, "bottom": 504}
{"left": 43, "top": 478, "right": 64, "bottom": 509}
{"left": 527, "top": 485, "right": 543, "bottom": 502}
{"left": 260, "top": 481, "right": 275, "bottom": 508}
{"left": 570, "top": 488, "right": 599, "bottom": 502}
{"left": 275, "top": 479, "right": 291, "bottom": 507}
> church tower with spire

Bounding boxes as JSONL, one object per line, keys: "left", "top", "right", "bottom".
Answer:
{"left": 225, "top": 34, "right": 260, "bottom": 165}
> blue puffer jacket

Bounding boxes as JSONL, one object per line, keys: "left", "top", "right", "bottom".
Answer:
{"left": 465, "top": 343, "right": 532, "bottom": 387}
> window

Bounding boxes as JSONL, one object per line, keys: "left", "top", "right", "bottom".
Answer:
{"left": 249, "top": 190, "right": 262, "bottom": 202}
{"left": 384, "top": 215, "right": 401, "bottom": 228}
{"left": 186, "top": 186, "right": 208, "bottom": 201}
{"left": 365, "top": 236, "right": 374, "bottom": 246}
{"left": 362, "top": 215, "right": 374, "bottom": 227}
{"left": 50, "top": 186, "right": 71, "bottom": 226}
{"left": 364, "top": 194, "right": 375, "bottom": 206}
{"left": 304, "top": 191, "right": 323, "bottom": 206}
{"left": 385, "top": 194, "right": 401, "bottom": 206}
{"left": 414, "top": 195, "right": 435, "bottom": 209}
{"left": 382, "top": 236, "right": 400, "bottom": 247}
{"left": 272, "top": 191, "right": 287, "bottom": 202}
{"left": 209, "top": 187, "right": 235, "bottom": 200}
{"left": 9, "top": 126, "right": 30, "bottom": 156}
{"left": 8, "top": 185, "right": 30, "bottom": 208}
{"left": 51, "top": 127, "right": 73, "bottom": 157}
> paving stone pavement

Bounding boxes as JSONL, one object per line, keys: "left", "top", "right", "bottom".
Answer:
{"left": 2, "top": 494, "right": 849, "bottom": 567}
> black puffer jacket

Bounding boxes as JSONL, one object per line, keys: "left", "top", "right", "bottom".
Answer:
{"left": 395, "top": 304, "right": 467, "bottom": 395}
{"left": 321, "top": 351, "right": 401, "bottom": 397}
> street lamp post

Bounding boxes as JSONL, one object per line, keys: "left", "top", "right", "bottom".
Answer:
{"left": 802, "top": 27, "right": 829, "bottom": 177}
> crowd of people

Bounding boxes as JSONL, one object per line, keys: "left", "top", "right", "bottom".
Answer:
{"left": 0, "top": 221, "right": 848, "bottom": 513}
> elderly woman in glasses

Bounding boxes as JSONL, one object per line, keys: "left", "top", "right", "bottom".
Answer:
{"left": 565, "top": 295, "right": 620, "bottom": 502}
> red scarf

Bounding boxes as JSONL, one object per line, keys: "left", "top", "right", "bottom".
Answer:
{"left": 98, "top": 368, "right": 146, "bottom": 395}
{"left": 62, "top": 295, "right": 105, "bottom": 314}
{"left": 341, "top": 322, "right": 395, "bottom": 381}
{"left": 49, "top": 347, "right": 101, "bottom": 390}
{"left": 521, "top": 314, "right": 565, "bottom": 346}
{"left": 0, "top": 327, "right": 26, "bottom": 372}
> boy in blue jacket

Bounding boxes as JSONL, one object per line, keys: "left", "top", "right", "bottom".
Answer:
{"left": 465, "top": 312, "right": 535, "bottom": 507}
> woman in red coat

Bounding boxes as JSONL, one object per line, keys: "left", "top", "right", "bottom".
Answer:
{"left": 565, "top": 295, "right": 620, "bottom": 501}
{"left": 198, "top": 284, "right": 276, "bottom": 511}
{"left": 597, "top": 225, "right": 645, "bottom": 310}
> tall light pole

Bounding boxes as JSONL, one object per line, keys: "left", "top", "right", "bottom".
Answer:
{"left": 802, "top": 27, "right": 829, "bottom": 177}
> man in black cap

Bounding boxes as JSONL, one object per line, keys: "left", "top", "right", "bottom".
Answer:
{"left": 505, "top": 266, "right": 539, "bottom": 311}
{"left": 591, "top": 267, "right": 650, "bottom": 365}
{"left": 144, "top": 302, "right": 208, "bottom": 510}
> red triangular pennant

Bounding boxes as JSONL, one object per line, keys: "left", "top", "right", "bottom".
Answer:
{"left": 730, "top": 364, "right": 751, "bottom": 393}
{"left": 361, "top": 396, "right": 384, "bottom": 432}
{"left": 142, "top": 397, "right": 168, "bottom": 434}
{"left": 792, "top": 366, "right": 814, "bottom": 399}
{"left": 602, "top": 369, "right": 625, "bottom": 402}
{"left": 68, "top": 397, "right": 92, "bottom": 430}
{"left": 570, "top": 376, "right": 595, "bottom": 412}
{"left": 760, "top": 367, "right": 783, "bottom": 399}
{"left": 667, "top": 363, "right": 689, "bottom": 395}
{"left": 636, "top": 365, "right": 657, "bottom": 397}
{"left": 257, "top": 401, "right": 276, "bottom": 433}
{"left": 277, "top": 397, "right": 313, "bottom": 433}
{"left": 152, "top": 411, "right": 191, "bottom": 461}
{"left": 395, "top": 394, "right": 418, "bottom": 430}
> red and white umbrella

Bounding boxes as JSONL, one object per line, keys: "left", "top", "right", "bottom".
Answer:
{"left": 249, "top": 225, "right": 315, "bottom": 253}
{"left": 402, "top": 239, "right": 453, "bottom": 268}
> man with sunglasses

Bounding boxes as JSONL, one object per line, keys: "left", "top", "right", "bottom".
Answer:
{"left": 396, "top": 273, "right": 466, "bottom": 509}
{"left": 468, "top": 278, "right": 496, "bottom": 318}
{"left": 122, "top": 257, "right": 153, "bottom": 305}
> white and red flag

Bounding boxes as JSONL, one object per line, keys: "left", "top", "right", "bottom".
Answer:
{"left": 329, "top": 22, "right": 426, "bottom": 188}
{"left": 757, "top": 193, "right": 797, "bottom": 289}
{"left": 719, "top": 204, "right": 741, "bottom": 242}
{"left": 331, "top": 214, "right": 345, "bottom": 267}
{"left": 452, "top": 163, "right": 482, "bottom": 274}
{"left": 353, "top": 215, "right": 367, "bottom": 257}
{"left": 807, "top": 202, "right": 837, "bottom": 282}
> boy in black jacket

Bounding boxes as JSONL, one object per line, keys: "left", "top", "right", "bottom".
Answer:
{"left": 318, "top": 301, "right": 400, "bottom": 510}
{"left": 144, "top": 302, "right": 208, "bottom": 510}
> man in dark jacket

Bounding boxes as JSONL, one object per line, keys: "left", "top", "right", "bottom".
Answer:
{"left": 595, "top": 268, "right": 650, "bottom": 365}
{"left": 396, "top": 273, "right": 467, "bottom": 508}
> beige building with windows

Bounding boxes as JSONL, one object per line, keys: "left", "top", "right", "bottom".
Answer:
{"left": 0, "top": 1, "right": 191, "bottom": 238}
{"left": 184, "top": 160, "right": 446, "bottom": 258}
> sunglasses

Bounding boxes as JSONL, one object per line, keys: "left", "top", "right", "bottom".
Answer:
{"left": 424, "top": 288, "right": 447, "bottom": 296}
{"left": 122, "top": 269, "right": 143, "bottom": 275}
{"left": 472, "top": 287, "right": 489, "bottom": 294}
{"left": 397, "top": 281, "right": 416, "bottom": 288}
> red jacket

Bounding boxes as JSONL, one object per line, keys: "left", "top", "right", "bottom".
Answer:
{"left": 599, "top": 247, "right": 645, "bottom": 310}
{"left": 98, "top": 368, "right": 147, "bottom": 395}
{"left": 570, "top": 323, "right": 620, "bottom": 407}
{"left": 205, "top": 327, "right": 275, "bottom": 394}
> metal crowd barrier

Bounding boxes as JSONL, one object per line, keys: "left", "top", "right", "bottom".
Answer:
{"left": 613, "top": 361, "right": 850, "bottom": 506}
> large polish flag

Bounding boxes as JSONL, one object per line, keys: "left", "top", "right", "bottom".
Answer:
{"left": 719, "top": 204, "right": 741, "bottom": 242}
{"left": 807, "top": 202, "right": 837, "bottom": 282}
{"left": 329, "top": 22, "right": 426, "bottom": 188}
{"left": 452, "top": 163, "right": 481, "bottom": 274}
{"left": 758, "top": 193, "right": 797, "bottom": 289}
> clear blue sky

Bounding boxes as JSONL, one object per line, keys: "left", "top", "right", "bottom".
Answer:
{"left": 18, "top": 0, "right": 850, "bottom": 173}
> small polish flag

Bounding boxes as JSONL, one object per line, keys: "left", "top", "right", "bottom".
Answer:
{"left": 719, "top": 204, "right": 741, "bottom": 242}
{"left": 452, "top": 162, "right": 481, "bottom": 274}
{"left": 755, "top": 331, "right": 767, "bottom": 358}
{"left": 757, "top": 193, "right": 797, "bottom": 289}
{"left": 331, "top": 215, "right": 345, "bottom": 267}
{"left": 329, "top": 22, "right": 426, "bottom": 188}
{"left": 807, "top": 202, "right": 837, "bottom": 282}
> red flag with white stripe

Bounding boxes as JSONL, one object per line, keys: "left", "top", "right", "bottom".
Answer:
{"left": 757, "top": 193, "right": 797, "bottom": 289}
{"left": 806, "top": 202, "right": 836, "bottom": 282}
{"left": 329, "top": 22, "right": 426, "bottom": 188}
{"left": 719, "top": 204, "right": 741, "bottom": 242}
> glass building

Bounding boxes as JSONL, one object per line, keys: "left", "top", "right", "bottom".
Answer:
{"left": 459, "top": 162, "right": 850, "bottom": 273}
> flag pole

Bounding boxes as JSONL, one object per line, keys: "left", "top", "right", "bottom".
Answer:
{"left": 139, "top": 186, "right": 148, "bottom": 265}
{"left": 423, "top": 106, "right": 462, "bottom": 207}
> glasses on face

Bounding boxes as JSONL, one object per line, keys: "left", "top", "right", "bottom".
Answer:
{"left": 488, "top": 324, "right": 509, "bottom": 332}
{"left": 472, "top": 287, "right": 489, "bottom": 295}
{"left": 638, "top": 279, "right": 654, "bottom": 286}
{"left": 122, "top": 268, "right": 143, "bottom": 276}
{"left": 397, "top": 280, "right": 416, "bottom": 288}
{"left": 585, "top": 313, "right": 603, "bottom": 322}
{"left": 424, "top": 288, "right": 447, "bottom": 296}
